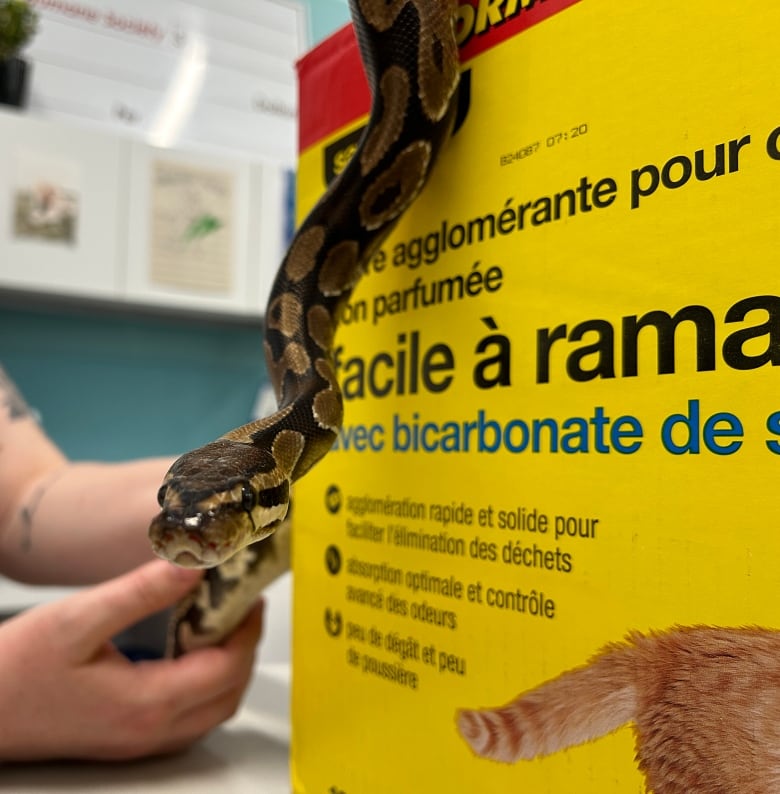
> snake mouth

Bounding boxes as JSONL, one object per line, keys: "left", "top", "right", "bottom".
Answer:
{"left": 149, "top": 534, "right": 222, "bottom": 568}
{"left": 148, "top": 493, "right": 290, "bottom": 570}
{"left": 148, "top": 510, "right": 237, "bottom": 568}
{"left": 152, "top": 536, "right": 227, "bottom": 568}
{"left": 151, "top": 542, "right": 225, "bottom": 569}
{"left": 171, "top": 550, "right": 211, "bottom": 569}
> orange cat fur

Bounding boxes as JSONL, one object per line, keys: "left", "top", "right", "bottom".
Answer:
{"left": 457, "top": 626, "right": 780, "bottom": 793}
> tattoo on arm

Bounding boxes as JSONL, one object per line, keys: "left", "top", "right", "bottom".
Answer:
{"left": 0, "top": 366, "right": 33, "bottom": 421}
{"left": 19, "top": 504, "right": 35, "bottom": 552}
{"left": 18, "top": 470, "right": 65, "bottom": 552}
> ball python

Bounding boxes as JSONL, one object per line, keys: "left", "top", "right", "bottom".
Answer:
{"left": 149, "top": 0, "right": 459, "bottom": 656}
{"left": 149, "top": 0, "right": 461, "bottom": 657}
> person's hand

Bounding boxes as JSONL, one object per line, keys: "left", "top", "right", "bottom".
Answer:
{"left": 0, "top": 559, "right": 263, "bottom": 761}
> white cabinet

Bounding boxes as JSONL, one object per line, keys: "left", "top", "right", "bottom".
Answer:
{"left": 0, "top": 108, "right": 290, "bottom": 317}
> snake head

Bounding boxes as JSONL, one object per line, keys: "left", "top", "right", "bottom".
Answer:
{"left": 149, "top": 438, "right": 291, "bottom": 569}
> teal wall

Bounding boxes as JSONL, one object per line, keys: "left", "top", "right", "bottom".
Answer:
{"left": 0, "top": 303, "right": 266, "bottom": 461}
{"left": 0, "top": 3, "right": 350, "bottom": 462}
{"left": 303, "top": 0, "right": 350, "bottom": 45}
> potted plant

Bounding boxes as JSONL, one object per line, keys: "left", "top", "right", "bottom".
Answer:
{"left": 0, "top": 0, "right": 38, "bottom": 107}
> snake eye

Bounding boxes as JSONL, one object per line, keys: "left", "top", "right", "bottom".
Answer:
{"left": 157, "top": 484, "right": 168, "bottom": 507}
{"left": 241, "top": 484, "right": 256, "bottom": 512}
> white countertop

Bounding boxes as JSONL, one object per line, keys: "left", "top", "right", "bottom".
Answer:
{"left": 0, "top": 664, "right": 291, "bottom": 793}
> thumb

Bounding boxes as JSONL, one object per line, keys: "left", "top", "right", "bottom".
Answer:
{"left": 62, "top": 559, "right": 202, "bottom": 657}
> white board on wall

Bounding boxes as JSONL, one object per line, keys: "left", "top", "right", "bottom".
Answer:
{"left": 25, "top": 0, "right": 306, "bottom": 165}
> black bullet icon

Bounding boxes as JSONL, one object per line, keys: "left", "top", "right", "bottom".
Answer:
{"left": 325, "top": 484, "right": 342, "bottom": 514}
{"left": 324, "top": 608, "right": 343, "bottom": 637}
{"left": 325, "top": 544, "right": 342, "bottom": 575}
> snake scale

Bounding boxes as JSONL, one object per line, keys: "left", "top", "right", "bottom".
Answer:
{"left": 149, "top": 0, "right": 461, "bottom": 657}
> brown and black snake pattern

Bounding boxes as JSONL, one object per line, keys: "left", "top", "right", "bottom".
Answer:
{"left": 149, "top": 0, "right": 461, "bottom": 656}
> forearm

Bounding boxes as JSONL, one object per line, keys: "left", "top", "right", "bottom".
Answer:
{"left": 1, "top": 457, "right": 173, "bottom": 585}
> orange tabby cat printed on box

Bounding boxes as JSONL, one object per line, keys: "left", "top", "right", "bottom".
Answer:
{"left": 458, "top": 626, "right": 780, "bottom": 794}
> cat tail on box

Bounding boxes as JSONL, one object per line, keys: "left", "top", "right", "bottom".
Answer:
{"left": 456, "top": 641, "right": 637, "bottom": 763}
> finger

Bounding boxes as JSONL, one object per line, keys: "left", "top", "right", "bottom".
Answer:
{"left": 156, "top": 684, "right": 248, "bottom": 756}
{"left": 137, "top": 599, "right": 264, "bottom": 717}
{"left": 61, "top": 560, "right": 202, "bottom": 657}
{"left": 87, "top": 682, "right": 245, "bottom": 762}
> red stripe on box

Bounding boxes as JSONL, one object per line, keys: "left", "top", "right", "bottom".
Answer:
{"left": 457, "top": 0, "right": 583, "bottom": 62}
{"left": 297, "top": 24, "right": 370, "bottom": 154}
{"left": 296, "top": 0, "right": 583, "bottom": 153}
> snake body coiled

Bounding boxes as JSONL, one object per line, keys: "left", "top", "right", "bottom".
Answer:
{"left": 149, "top": 0, "right": 461, "bottom": 656}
